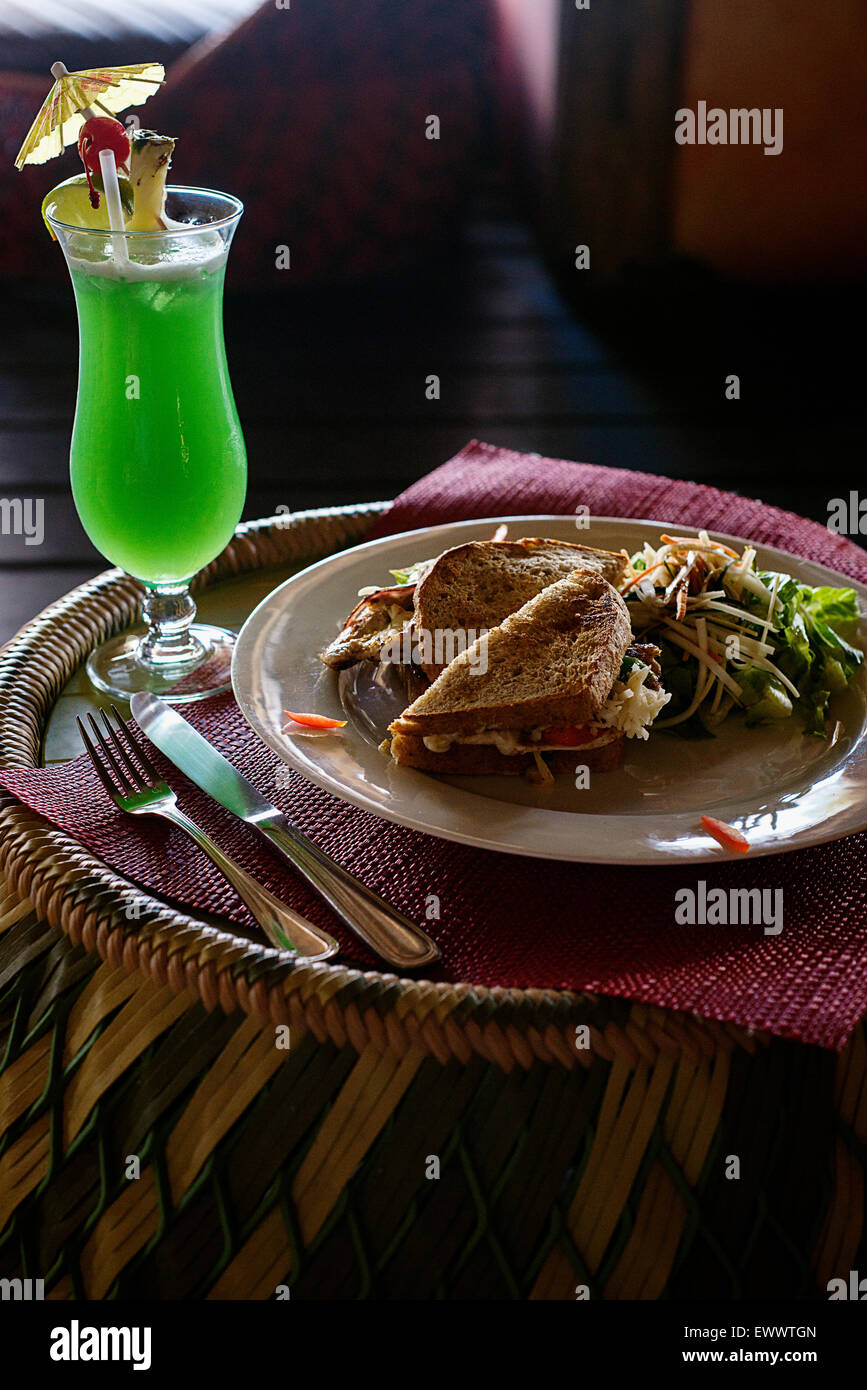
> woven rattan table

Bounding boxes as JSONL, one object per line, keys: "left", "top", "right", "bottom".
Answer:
{"left": 0, "top": 507, "right": 863, "bottom": 1300}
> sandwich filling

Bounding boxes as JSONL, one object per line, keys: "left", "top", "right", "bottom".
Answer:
{"left": 320, "top": 584, "right": 416, "bottom": 668}
{"left": 416, "top": 646, "right": 670, "bottom": 756}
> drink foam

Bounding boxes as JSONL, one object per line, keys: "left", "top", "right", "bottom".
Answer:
{"left": 67, "top": 227, "right": 228, "bottom": 282}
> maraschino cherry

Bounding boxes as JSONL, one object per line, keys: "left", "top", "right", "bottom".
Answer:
{"left": 77, "top": 115, "right": 130, "bottom": 208}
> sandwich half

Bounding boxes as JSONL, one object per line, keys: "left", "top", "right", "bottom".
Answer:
{"left": 384, "top": 569, "right": 670, "bottom": 778}
{"left": 320, "top": 535, "right": 626, "bottom": 678}
{"left": 412, "top": 537, "right": 627, "bottom": 679}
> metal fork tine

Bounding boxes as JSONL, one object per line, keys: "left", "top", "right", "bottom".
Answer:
{"left": 111, "top": 704, "right": 164, "bottom": 786}
{"left": 86, "top": 711, "right": 135, "bottom": 796}
{"left": 77, "top": 715, "right": 124, "bottom": 800}
{"left": 96, "top": 708, "right": 146, "bottom": 792}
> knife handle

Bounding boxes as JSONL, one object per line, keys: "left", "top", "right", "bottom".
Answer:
{"left": 260, "top": 821, "right": 441, "bottom": 969}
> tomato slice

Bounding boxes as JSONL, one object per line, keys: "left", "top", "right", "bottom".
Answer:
{"left": 542, "top": 723, "right": 595, "bottom": 746}
{"left": 284, "top": 711, "right": 347, "bottom": 729}
{"left": 701, "top": 816, "right": 750, "bottom": 854}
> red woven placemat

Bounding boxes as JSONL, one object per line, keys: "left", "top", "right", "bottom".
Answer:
{"left": 3, "top": 442, "right": 866, "bottom": 1049}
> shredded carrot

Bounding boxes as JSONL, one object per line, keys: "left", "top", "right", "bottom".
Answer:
{"left": 660, "top": 534, "right": 739, "bottom": 559}
{"left": 621, "top": 561, "right": 668, "bottom": 592}
{"left": 701, "top": 815, "right": 751, "bottom": 854}
{"left": 284, "top": 711, "right": 347, "bottom": 729}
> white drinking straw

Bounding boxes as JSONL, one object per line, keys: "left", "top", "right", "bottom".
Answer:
{"left": 98, "top": 146, "right": 129, "bottom": 268}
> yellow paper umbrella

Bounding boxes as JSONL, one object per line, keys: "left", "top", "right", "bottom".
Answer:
{"left": 15, "top": 62, "right": 165, "bottom": 170}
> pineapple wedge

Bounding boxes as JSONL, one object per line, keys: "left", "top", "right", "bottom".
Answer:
{"left": 126, "top": 129, "right": 176, "bottom": 231}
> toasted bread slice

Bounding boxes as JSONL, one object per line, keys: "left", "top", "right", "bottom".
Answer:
{"left": 413, "top": 537, "right": 627, "bottom": 679}
{"left": 388, "top": 729, "right": 624, "bottom": 775}
{"left": 390, "top": 569, "right": 632, "bottom": 739}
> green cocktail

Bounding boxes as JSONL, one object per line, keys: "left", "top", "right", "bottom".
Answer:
{"left": 69, "top": 255, "right": 245, "bottom": 584}
{"left": 46, "top": 184, "right": 247, "bottom": 701}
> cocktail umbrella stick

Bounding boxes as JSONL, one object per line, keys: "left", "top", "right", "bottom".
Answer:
{"left": 51, "top": 62, "right": 96, "bottom": 123}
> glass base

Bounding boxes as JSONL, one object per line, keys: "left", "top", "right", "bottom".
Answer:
{"left": 85, "top": 623, "right": 236, "bottom": 704}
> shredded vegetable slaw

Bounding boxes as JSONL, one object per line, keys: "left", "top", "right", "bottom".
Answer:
{"left": 620, "top": 530, "right": 863, "bottom": 737}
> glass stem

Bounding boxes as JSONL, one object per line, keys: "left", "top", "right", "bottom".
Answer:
{"left": 138, "top": 582, "right": 203, "bottom": 669}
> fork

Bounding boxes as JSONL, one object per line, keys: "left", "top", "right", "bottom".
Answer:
{"left": 77, "top": 706, "right": 339, "bottom": 961}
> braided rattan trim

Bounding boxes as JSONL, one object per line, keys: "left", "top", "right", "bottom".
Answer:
{"left": 0, "top": 505, "right": 761, "bottom": 1065}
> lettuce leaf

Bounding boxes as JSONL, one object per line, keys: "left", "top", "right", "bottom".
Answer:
{"left": 738, "top": 667, "right": 793, "bottom": 725}
{"left": 752, "top": 573, "right": 863, "bottom": 735}
{"left": 388, "top": 560, "right": 429, "bottom": 585}
{"left": 800, "top": 585, "right": 860, "bottom": 637}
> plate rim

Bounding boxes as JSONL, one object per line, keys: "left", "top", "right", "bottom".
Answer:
{"left": 231, "top": 514, "right": 867, "bottom": 865}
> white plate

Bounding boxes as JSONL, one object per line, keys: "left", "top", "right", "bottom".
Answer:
{"left": 231, "top": 516, "right": 867, "bottom": 864}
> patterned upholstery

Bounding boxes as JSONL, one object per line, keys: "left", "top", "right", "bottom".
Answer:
{"left": 0, "top": 0, "right": 495, "bottom": 288}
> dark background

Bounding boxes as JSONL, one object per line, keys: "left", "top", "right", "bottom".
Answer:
{"left": 0, "top": 0, "right": 864, "bottom": 644}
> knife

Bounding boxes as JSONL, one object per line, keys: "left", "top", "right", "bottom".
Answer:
{"left": 130, "top": 692, "right": 440, "bottom": 969}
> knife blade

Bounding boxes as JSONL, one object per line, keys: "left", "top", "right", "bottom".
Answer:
{"left": 130, "top": 692, "right": 440, "bottom": 969}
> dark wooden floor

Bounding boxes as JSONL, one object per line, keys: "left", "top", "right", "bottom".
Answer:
{"left": 1, "top": 199, "right": 863, "bottom": 645}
